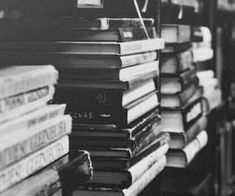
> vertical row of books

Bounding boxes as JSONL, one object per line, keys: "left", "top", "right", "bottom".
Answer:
{"left": 0, "top": 65, "right": 92, "bottom": 196}
{"left": 157, "top": 0, "right": 214, "bottom": 195}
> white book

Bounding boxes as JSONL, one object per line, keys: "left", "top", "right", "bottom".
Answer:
{"left": 0, "top": 65, "right": 58, "bottom": 99}
{"left": 0, "top": 136, "right": 69, "bottom": 192}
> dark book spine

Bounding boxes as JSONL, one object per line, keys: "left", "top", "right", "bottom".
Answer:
{"left": 182, "top": 98, "right": 203, "bottom": 130}
{"left": 55, "top": 88, "right": 123, "bottom": 108}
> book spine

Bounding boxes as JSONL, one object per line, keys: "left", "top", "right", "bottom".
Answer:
{"left": 123, "top": 156, "right": 166, "bottom": 196}
{"left": 0, "top": 170, "right": 61, "bottom": 196}
{"left": 120, "top": 38, "right": 165, "bottom": 55}
{"left": 0, "top": 85, "right": 54, "bottom": 113}
{"left": 120, "top": 51, "right": 157, "bottom": 68}
{"left": 0, "top": 85, "right": 55, "bottom": 124}
{"left": 0, "top": 66, "right": 58, "bottom": 99}
{"left": 55, "top": 88, "right": 122, "bottom": 108}
{"left": 0, "top": 136, "right": 69, "bottom": 192}
{"left": 0, "top": 115, "right": 72, "bottom": 170}
{"left": 183, "top": 98, "right": 203, "bottom": 130}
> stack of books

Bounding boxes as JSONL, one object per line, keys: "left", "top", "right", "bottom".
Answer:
{"left": 0, "top": 65, "right": 92, "bottom": 195}
{"left": 50, "top": 18, "right": 170, "bottom": 196}
{"left": 160, "top": 24, "right": 208, "bottom": 168}
{"left": 192, "top": 26, "right": 222, "bottom": 112}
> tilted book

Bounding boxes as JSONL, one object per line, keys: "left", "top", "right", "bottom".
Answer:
{"left": 161, "top": 68, "right": 198, "bottom": 94}
{"left": 166, "top": 130, "right": 208, "bottom": 168}
{"left": 0, "top": 38, "right": 165, "bottom": 55}
{"left": 161, "top": 49, "right": 194, "bottom": 74}
{"left": 161, "top": 98, "right": 203, "bottom": 133}
{"left": 72, "top": 156, "right": 166, "bottom": 196}
{"left": 0, "top": 65, "right": 58, "bottom": 99}
{"left": 0, "top": 136, "right": 69, "bottom": 192}
{"left": 1, "top": 151, "right": 92, "bottom": 196}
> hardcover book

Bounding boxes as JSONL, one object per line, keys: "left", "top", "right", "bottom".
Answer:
{"left": 0, "top": 38, "right": 165, "bottom": 55}
{"left": 161, "top": 98, "right": 203, "bottom": 133}
{"left": 166, "top": 130, "right": 208, "bottom": 168}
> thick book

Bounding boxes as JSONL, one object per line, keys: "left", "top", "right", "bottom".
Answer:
{"left": 56, "top": 78, "right": 156, "bottom": 109}
{"left": 161, "top": 98, "right": 203, "bottom": 133}
{"left": 1, "top": 151, "right": 92, "bottom": 196}
{"left": 161, "top": 83, "right": 199, "bottom": 108}
{"left": 88, "top": 132, "right": 170, "bottom": 161}
{"left": 57, "top": 60, "right": 159, "bottom": 81}
{"left": 72, "top": 109, "right": 160, "bottom": 139}
{"left": 72, "top": 155, "right": 166, "bottom": 196}
{"left": 56, "top": 70, "right": 157, "bottom": 90}
{"left": 92, "top": 143, "right": 169, "bottom": 171}
{"left": 67, "top": 91, "right": 159, "bottom": 126}
{"left": 0, "top": 17, "right": 155, "bottom": 32}
{"left": 169, "top": 115, "right": 207, "bottom": 149}
{"left": 0, "top": 114, "right": 72, "bottom": 170}
{"left": 0, "top": 85, "right": 55, "bottom": 124}
{"left": 87, "top": 155, "right": 166, "bottom": 188}
{"left": 161, "top": 49, "right": 194, "bottom": 74}
{"left": 70, "top": 116, "right": 162, "bottom": 151}
{"left": 161, "top": 69, "right": 198, "bottom": 94}
{"left": 0, "top": 26, "right": 157, "bottom": 42}
{"left": 162, "top": 42, "right": 192, "bottom": 54}
{"left": 166, "top": 130, "right": 208, "bottom": 168}
{"left": 0, "top": 38, "right": 165, "bottom": 55}
{"left": 161, "top": 24, "right": 191, "bottom": 44}
{"left": 0, "top": 65, "right": 58, "bottom": 99}
{"left": 192, "top": 47, "right": 213, "bottom": 62}
{"left": 0, "top": 136, "right": 69, "bottom": 192}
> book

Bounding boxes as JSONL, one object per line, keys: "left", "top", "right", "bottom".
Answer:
{"left": 0, "top": 17, "right": 155, "bottom": 32}
{"left": 0, "top": 65, "right": 58, "bottom": 99}
{"left": 1, "top": 150, "right": 92, "bottom": 196}
{"left": 161, "top": 24, "right": 191, "bottom": 44}
{"left": 0, "top": 51, "right": 158, "bottom": 68}
{"left": 161, "top": 98, "right": 203, "bottom": 133}
{"left": 0, "top": 136, "right": 69, "bottom": 192}
{"left": 161, "top": 69, "right": 198, "bottom": 94}
{"left": 192, "top": 47, "right": 213, "bottom": 62}
{"left": 56, "top": 70, "right": 157, "bottom": 90}
{"left": 58, "top": 60, "right": 159, "bottom": 81}
{"left": 70, "top": 116, "right": 162, "bottom": 151}
{"left": 72, "top": 155, "right": 166, "bottom": 196}
{"left": 92, "top": 143, "right": 169, "bottom": 171}
{"left": 162, "top": 42, "right": 192, "bottom": 54}
{"left": 67, "top": 91, "right": 159, "bottom": 126}
{"left": 0, "top": 85, "right": 55, "bottom": 124}
{"left": 161, "top": 83, "right": 199, "bottom": 108}
{"left": 87, "top": 155, "right": 167, "bottom": 188}
{"left": 56, "top": 78, "right": 156, "bottom": 109}
{"left": 88, "top": 132, "right": 170, "bottom": 161}
{"left": 0, "top": 26, "right": 157, "bottom": 42}
{"left": 161, "top": 49, "right": 194, "bottom": 74}
{"left": 169, "top": 115, "right": 207, "bottom": 149}
{"left": 0, "top": 114, "right": 72, "bottom": 170}
{"left": 0, "top": 38, "right": 165, "bottom": 55}
{"left": 196, "top": 70, "right": 215, "bottom": 86}
{"left": 72, "top": 109, "right": 160, "bottom": 139}
{"left": 166, "top": 130, "right": 208, "bottom": 168}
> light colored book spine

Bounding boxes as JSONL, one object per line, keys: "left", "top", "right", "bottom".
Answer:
{"left": 120, "top": 38, "right": 165, "bottom": 55}
{"left": 0, "top": 136, "right": 69, "bottom": 192}
{"left": 1, "top": 170, "right": 61, "bottom": 196}
{"left": 129, "top": 143, "right": 169, "bottom": 184}
{"left": 0, "top": 65, "right": 58, "bottom": 99}
{"left": 0, "top": 85, "right": 55, "bottom": 124}
{"left": 120, "top": 51, "right": 157, "bottom": 68}
{"left": 0, "top": 115, "right": 72, "bottom": 170}
{"left": 123, "top": 156, "right": 166, "bottom": 196}
{"left": 0, "top": 104, "right": 66, "bottom": 138}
